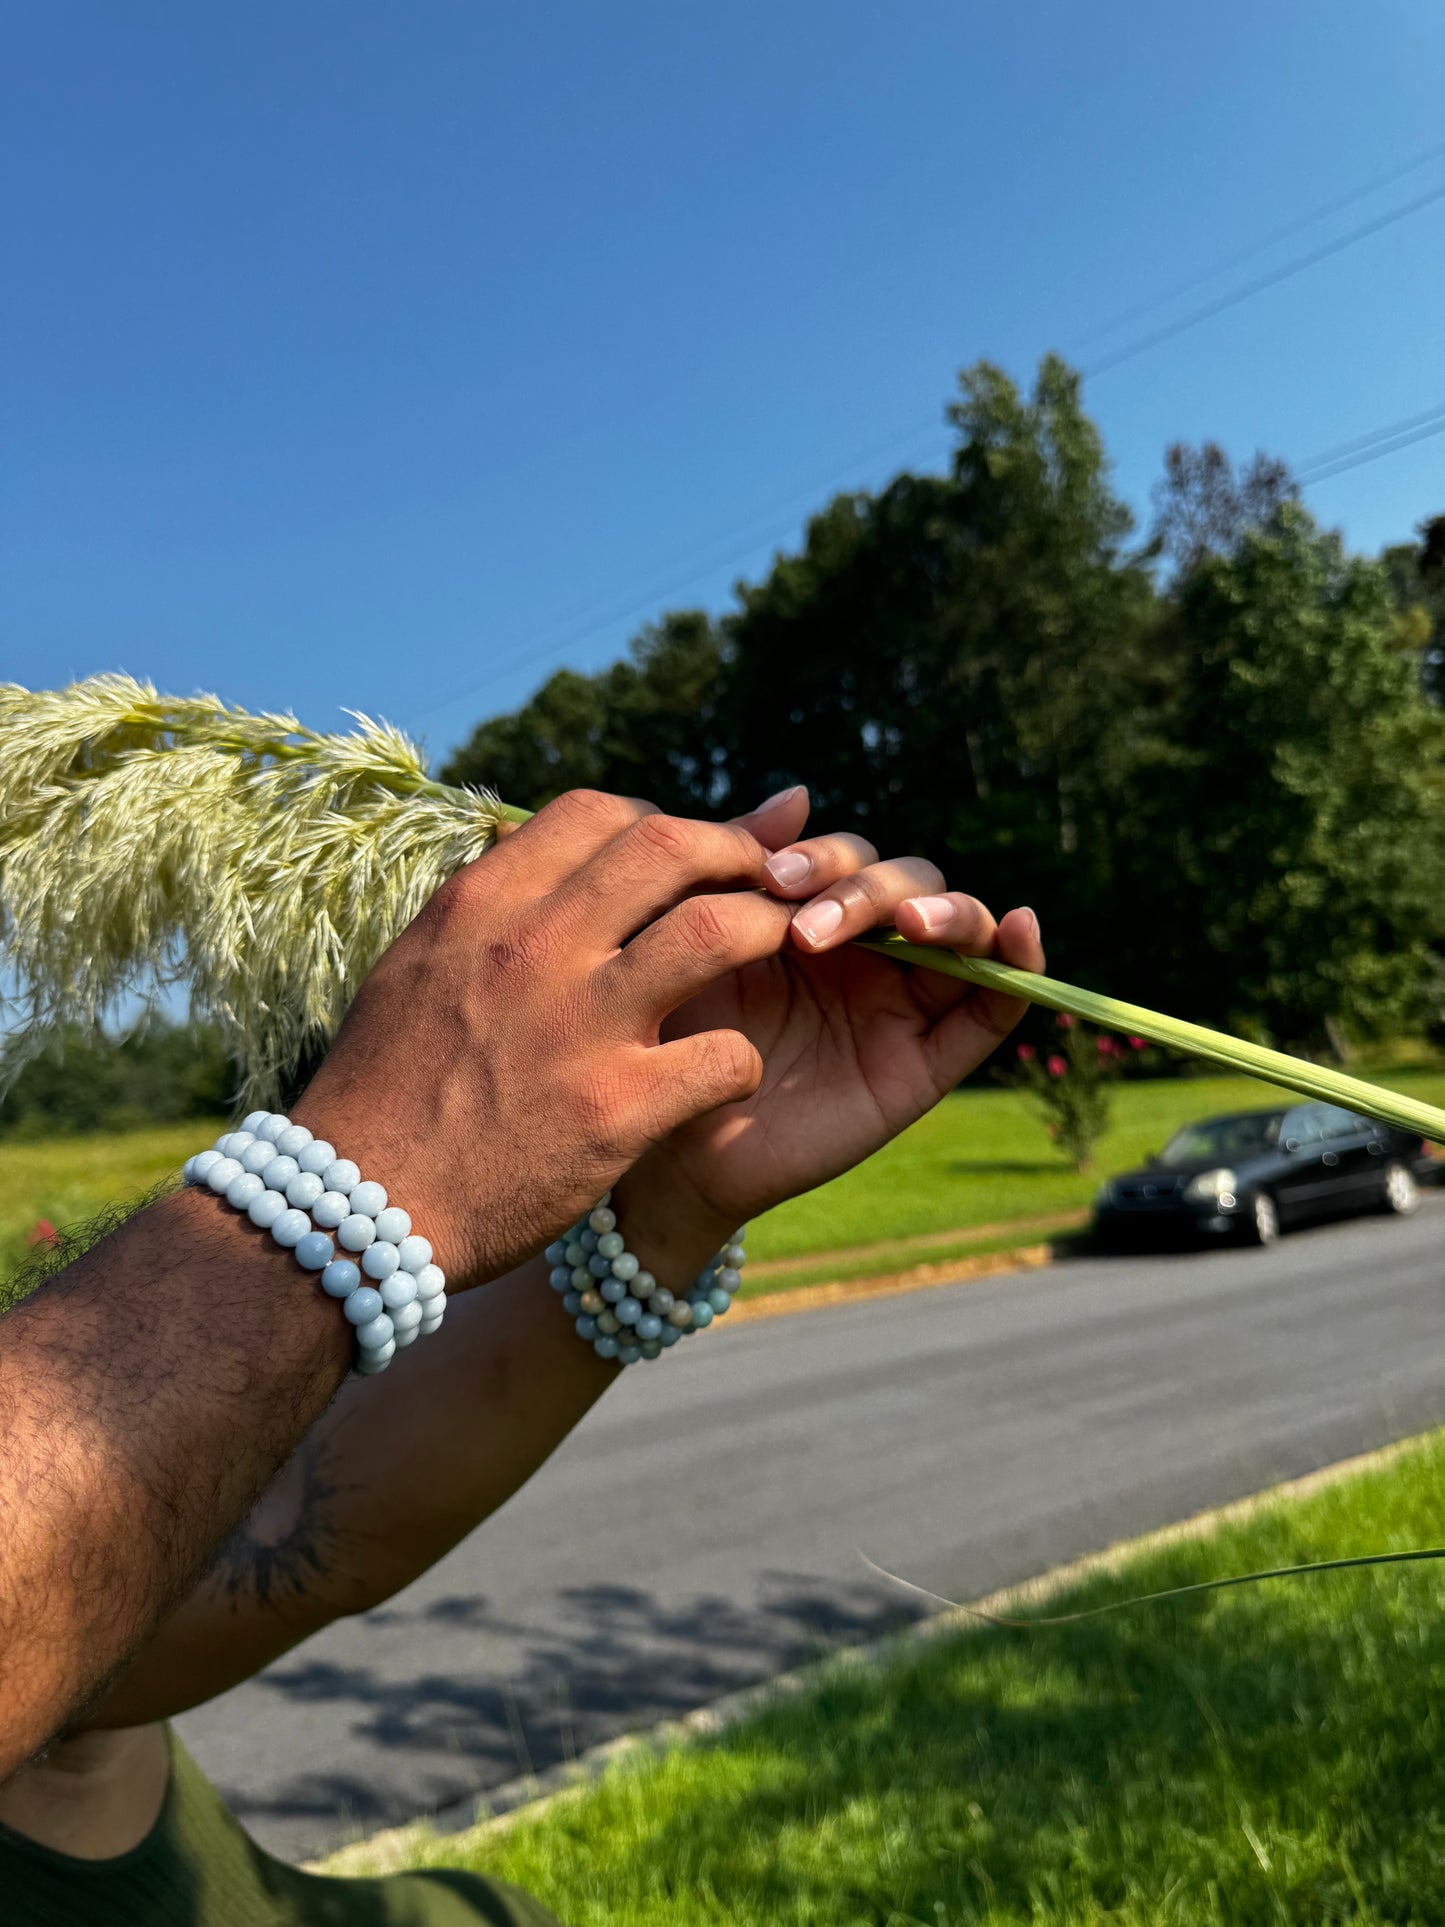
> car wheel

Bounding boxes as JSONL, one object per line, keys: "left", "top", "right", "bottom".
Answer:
{"left": 1242, "top": 1191, "right": 1280, "bottom": 1247}
{"left": 1380, "top": 1161, "right": 1421, "bottom": 1216}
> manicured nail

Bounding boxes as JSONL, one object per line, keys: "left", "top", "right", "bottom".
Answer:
{"left": 1019, "top": 906, "right": 1039, "bottom": 934}
{"left": 759, "top": 785, "right": 803, "bottom": 811}
{"left": 793, "top": 898, "right": 844, "bottom": 946}
{"left": 764, "top": 850, "right": 812, "bottom": 888}
{"left": 906, "top": 895, "right": 956, "bottom": 933}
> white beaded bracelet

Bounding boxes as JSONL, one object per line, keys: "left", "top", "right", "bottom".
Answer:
{"left": 545, "top": 1194, "right": 746, "bottom": 1366}
{"left": 183, "top": 1111, "right": 447, "bottom": 1374}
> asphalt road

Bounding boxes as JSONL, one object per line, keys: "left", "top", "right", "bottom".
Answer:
{"left": 179, "top": 1198, "right": 1445, "bottom": 1863}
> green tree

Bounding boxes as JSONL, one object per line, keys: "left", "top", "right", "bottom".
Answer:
{"left": 1380, "top": 513, "right": 1445, "bottom": 706}
{"left": 1133, "top": 506, "right": 1445, "bottom": 1049}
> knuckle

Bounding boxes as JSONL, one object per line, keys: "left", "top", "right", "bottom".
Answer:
{"left": 483, "top": 922, "right": 554, "bottom": 978}
{"left": 704, "top": 1028, "right": 761, "bottom": 1093}
{"left": 550, "top": 788, "right": 639, "bottom": 837}
{"left": 837, "top": 868, "right": 889, "bottom": 913}
{"left": 629, "top": 812, "right": 696, "bottom": 863}
{"left": 674, "top": 895, "right": 736, "bottom": 964}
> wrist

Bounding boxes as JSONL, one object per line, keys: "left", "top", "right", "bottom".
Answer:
{"left": 606, "top": 1161, "right": 740, "bottom": 1294}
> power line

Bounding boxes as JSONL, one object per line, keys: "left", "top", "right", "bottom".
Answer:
{"left": 1297, "top": 408, "right": 1445, "bottom": 486}
{"left": 1294, "top": 399, "right": 1445, "bottom": 474}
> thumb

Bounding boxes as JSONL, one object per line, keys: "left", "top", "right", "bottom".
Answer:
{"left": 643, "top": 1029, "right": 763, "bottom": 1134}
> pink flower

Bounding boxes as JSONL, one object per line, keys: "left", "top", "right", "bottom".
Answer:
{"left": 1128, "top": 1036, "right": 1146, "bottom": 1052}
{"left": 1056, "top": 1012, "right": 1075, "bottom": 1030}
{"left": 1046, "top": 1054, "right": 1067, "bottom": 1078}
{"left": 26, "top": 1218, "right": 58, "bottom": 1249}
{"left": 1016, "top": 1042, "right": 1036, "bottom": 1062}
{"left": 1096, "top": 1035, "right": 1118, "bottom": 1056}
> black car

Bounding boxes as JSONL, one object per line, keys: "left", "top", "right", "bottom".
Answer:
{"left": 1092, "top": 1100, "right": 1437, "bottom": 1248}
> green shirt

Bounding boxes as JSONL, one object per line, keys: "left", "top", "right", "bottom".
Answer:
{"left": 0, "top": 1731, "right": 560, "bottom": 1926}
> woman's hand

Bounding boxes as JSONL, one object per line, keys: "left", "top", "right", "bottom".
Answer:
{"left": 617, "top": 788, "right": 1043, "bottom": 1258}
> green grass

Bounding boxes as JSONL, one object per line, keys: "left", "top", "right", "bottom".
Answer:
{"left": 0, "top": 1120, "right": 220, "bottom": 1303}
{"left": 367, "top": 1432, "right": 1445, "bottom": 1925}
{"left": 746, "top": 1065, "right": 1445, "bottom": 1262}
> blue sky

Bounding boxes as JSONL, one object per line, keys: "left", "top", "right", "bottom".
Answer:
{"left": 5, "top": 1, "right": 1444, "bottom": 766}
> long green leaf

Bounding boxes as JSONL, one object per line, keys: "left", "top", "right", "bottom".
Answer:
{"left": 856, "top": 933, "right": 1445, "bottom": 1143}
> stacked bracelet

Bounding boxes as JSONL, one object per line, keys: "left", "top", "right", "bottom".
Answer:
{"left": 182, "top": 1112, "right": 447, "bottom": 1375}
{"left": 545, "top": 1195, "right": 746, "bottom": 1366}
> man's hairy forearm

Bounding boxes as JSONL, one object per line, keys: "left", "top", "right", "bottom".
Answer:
{"left": 0, "top": 1184, "right": 351, "bottom": 1778}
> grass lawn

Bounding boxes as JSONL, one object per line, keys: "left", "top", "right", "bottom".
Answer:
{"left": 349, "top": 1430, "right": 1445, "bottom": 1925}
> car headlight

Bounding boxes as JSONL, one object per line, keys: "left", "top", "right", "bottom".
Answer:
{"left": 1184, "top": 1167, "right": 1237, "bottom": 1204}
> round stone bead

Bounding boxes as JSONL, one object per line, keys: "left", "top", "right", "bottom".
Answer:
{"left": 579, "top": 1228, "right": 599, "bottom": 1254}
{"left": 271, "top": 1208, "right": 312, "bottom": 1249}
{"left": 587, "top": 1253, "right": 612, "bottom": 1278}
{"left": 564, "top": 1240, "right": 586, "bottom": 1267}
{"left": 708, "top": 1287, "right": 732, "bottom": 1314}
{"left": 274, "top": 1124, "right": 313, "bottom": 1158}
{"left": 254, "top": 1113, "right": 290, "bottom": 1144}
{"left": 615, "top": 1297, "right": 642, "bottom": 1326}
{"left": 658, "top": 1324, "right": 681, "bottom": 1348}
{"left": 610, "top": 1251, "right": 639, "bottom": 1282}
{"left": 337, "top": 1213, "right": 377, "bottom": 1252}
{"left": 247, "top": 1189, "right": 288, "bottom": 1230}
{"left": 392, "top": 1325, "right": 419, "bottom": 1349}
{"left": 372, "top": 1206, "right": 411, "bottom": 1246}
{"left": 390, "top": 1298, "right": 424, "bottom": 1335}
{"left": 361, "top": 1241, "right": 400, "bottom": 1281}
{"left": 722, "top": 1244, "right": 746, "bottom": 1268}
{"left": 206, "top": 1157, "right": 242, "bottom": 1195}
{"left": 220, "top": 1131, "right": 255, "bottom": 1160}
{"left": 599, "top": 1277, "right": 626, "bottom": 1305}
{"left": 321, "top": 1259, "right": 362, "bottom": 1298}
{"left": 578, "top": 1289, "right": 604, "bottom": 1316}
{"left": 379, "top": 1271, "right": 418, "bottom": 1310}
{"left": 594, "top": 1335, "right": 619, "bottom": 1360}
{"left": 240, "top": 1139, "right": 278, "bottom": 1176}
{"left": 631, "top": 1269, "right": 655, "bottom": 1298}
{"left": 596, "top": 1310, "right": 621, "bottom": 1336}
{"left": 189, "top": 1150, "right": 221, "bottom": 1183}
{"left": 396, "top": 1235, "right": 432, "bottom": 1274}
{"left": 356, "top": 1341, "right": 395, "bottom": 1375}
{"left": 259, "top": 1155, "right": 300, "bottom": 1192}
{"left": 343, "top": 1286, "right": 385, "bottom": 1326}
{"left": 549, "top": 1265, "right": 572, "bottom": 1292}
{"left": 588, "top": 1207, "right": 617, "bottom": 1235}
{"left": 241, "top": 1110, "right": 270, "bottom": 1134}
{"left": 718, "top": 1268, "right": 742, "bottom": 1293}
{"left": 574, "top": 1315, "right": 598, "bottom": 1341}
{"left": 639, "top": 1339, "right": 663, "bottom": 1360}
{"left": 597, "top": 1231, "right": 625, "bottom": 1260}
{"left": 418, "top": 1309, "right": 445, "bottom": 1336}
{"left": 617, "top": 1343, "right": 641, "bottom": 1366}
{"left": 562, "top": 1291, "right": 582, "bottom": 1315}
{"left": 225, "top": 1172, "right": 266, "bottom": 1211}
{"left": 413, "top": 1263, "right": 446, "bottom": 1300}
{"left": 297, "top": 1139, "right": 337, "bottom": 1175}
{"left": 545, "top": 1239, "right": 568, "bottom": 1266}
{"left": 311, "top": 1190, "right": 351, "bottom": 1230}
{"left": 570, "top": 1266, "right": 592, "bottom": 1291}
{"left": 691, "top": 1301, "right": 714, "bottom": 1329}
{"left": 295, "top": 1232, "right": 335, "bottom": 1271}
{"left": 667, "top": 1302, "right": 693, "bottom": 1329}
{"left": 651, "top": 1287, "right": 675, "bottom": 1314}
{"left": 636, "top": 1313, "right": 663, "bottom": 1342}
{"left": 286, "top": 1171, "right": 325, "bottom": 1210}
{"left": 355, "top": 1312, "right": 395, "bottom": 1350}
{"left": 349, "top": 1180, "right": 387, "bottom": 1219}
{"left": 322, "top": 1159, "right": 360, "bottom": 1197}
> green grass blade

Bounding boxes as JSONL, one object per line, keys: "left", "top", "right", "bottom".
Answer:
{"left": 856, "top": 933, "right": 1445, "bottom": 1143}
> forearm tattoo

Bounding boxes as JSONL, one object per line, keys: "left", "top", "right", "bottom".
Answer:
{"left": 208, "top": 1431, "right": 357, "bottom": 1614}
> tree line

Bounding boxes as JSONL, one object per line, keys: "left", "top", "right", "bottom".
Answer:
{"left": 445, "top": 356, "right": 1445, "bottom": 1055}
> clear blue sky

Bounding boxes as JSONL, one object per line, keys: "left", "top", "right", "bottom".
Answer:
{"left": 5, "top": 1, "right": 1443, "bottom": 765}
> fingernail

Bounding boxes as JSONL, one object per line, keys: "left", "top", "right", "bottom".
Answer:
{"left": 764, "top": 850, "right": 812, "bottom": 888}
{"left": 759, "top": 785, "right": 802, "bottom": 811}
{"left": 1019, "top": 906, "right": 1039, "bottom": 934}
{"left": 906, "top": 894, "right": 955, "bottom": 933}
{"left": 793, "top": 898, "right": 844, "bottom": 946}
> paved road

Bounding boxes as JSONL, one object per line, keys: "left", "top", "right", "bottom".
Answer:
{"left": 180, "top": 1199, "right": 1445, "bottom": 1862}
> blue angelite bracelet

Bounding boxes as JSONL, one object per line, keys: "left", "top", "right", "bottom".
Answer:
{"left": 544, "top": 1195, "right": 746, "bottom": 1365}
{"left": 183, "top": 1111, "right": 447, "bottom": 1374}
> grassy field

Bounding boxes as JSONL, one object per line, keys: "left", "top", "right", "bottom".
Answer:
{"left": 4, "top": 1062, "right": 1444, "bottom": 1298}
{"left": 343, "top": 1431, "right": 1445, "bottom": 1925}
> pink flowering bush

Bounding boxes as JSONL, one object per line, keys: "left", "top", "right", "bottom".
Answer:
{"left": 1003, "top": 1018, "right": 1149, "bottom": 1171}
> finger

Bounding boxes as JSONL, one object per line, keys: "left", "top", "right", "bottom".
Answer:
{"left": 759, "top": 831, "right": 879, "bottom": 900}
{"left": 921, "top": 906, "right": 1045, "bottom": 1088}
{"left": 481, "top": 788, "right": 659, "bottom": 894}
{"left": 641, "top": 1028, "right": 764, "bottom": 1136}
{"left": 893, "top": 890, "right": 999, "bottom": 955}
{"left": 602, "top": 890, "right": 792, "bottom": 1028}
{"left": 789, "top": 855, "right": 947, "bottom": 952}
{"left": 549, "top": 813, "right": 770, "bottom": 951}
{"left": 729, "top": 785, "right": 811, "bottom": 853}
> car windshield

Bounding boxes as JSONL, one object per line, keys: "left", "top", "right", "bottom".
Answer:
{"left": 1157, "top": 1113, "right": 1283, "bottom": 1166}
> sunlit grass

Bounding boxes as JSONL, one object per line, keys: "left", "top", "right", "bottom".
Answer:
{"left": 370, "top": 1432, "right": 1445, "bottom": 1925}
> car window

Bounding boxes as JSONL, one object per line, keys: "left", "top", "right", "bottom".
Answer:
{"left": 1281, "top": 1105, "right": 1331, "bottom": 1147}
{"left": 1159, "top": 1113, "right": 1283, "bottom": 1164}
{"left": 1321, "top": 1105, "right": 1367, "bottom": 1140}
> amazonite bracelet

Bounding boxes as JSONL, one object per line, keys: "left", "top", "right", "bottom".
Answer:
{"left": 183, "top": 1112, "right": 447, "bottom": 1374}
{"left": 545, "top": 1195, "right": 746, "bottom": 1365}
